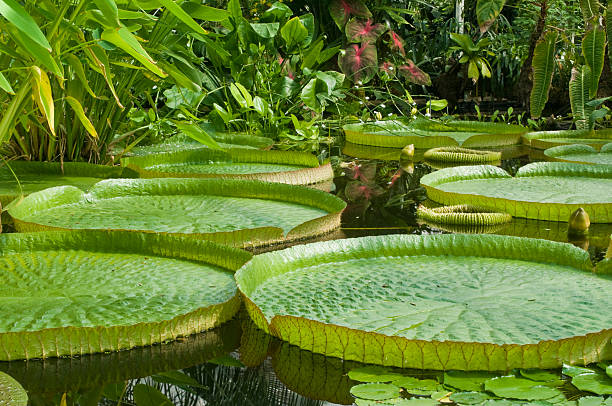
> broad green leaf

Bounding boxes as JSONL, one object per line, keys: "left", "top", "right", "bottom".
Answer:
{"left": 530, "top": 31, "right": 557, "bottom": 118}
{"left": 571, "top": 370, "right": 612, "bottom": 395}
{"left": 350, "top": 383, "right": 400, "bottom": 401}
{"left": 421, "top": 162, "right": 612, "bottom": 222}
{"left": 157, "top": 0, "right": 207, "bottom": 35}
{"left": 301, "top": 38, "right": 324, "bottom": 70}
{"left": 299, "top": 13, "right": 314, "bottom": 46}
{"left": 348, "top": 367, "right": 404, "bottom": 383}
{"left": 544, "top": 143, "right": 612, "bottom": 165}
{"left": 570, "top": 65, "right": 593, "bottom": 130}
{"left": 172, "top": 121, "right": 222, "bottom": 151}
{"left": 476, "top": 0, "right": 506, "bottom": 32}
{"left": 121, "top": 147, "right": 331, "bottom": 186}
{"left": 519, "top": 369, "right": 561, "bottom": 382}
{"left": 0, "top": 231, "right": 250, "bottom": 360}
{"left": 64, "top": 54, "right": 97, "bottom": 98}
{"left": 563, "top": 364, "right": 598, "bottom": 377}
{"left": 93, "top": 0, "right": 120, "bottom": 27}
{"left": 444, "top": 371, "right": 499, "bottom": 391}
{"left": 607, "top": 364, "right": 612, "bottom": 378}
{"left": 391, "top": 376, "right": 443, "bottom": 395}
{"left": 8, "top": 26, "right": 63, "bottom": 78}
{"left": 0, "top": 0, "right": 51, "bottom": 50}
{"left": 227, "top": 0, "right": 241, "bottom": 20}
{"left": 582, "top": 26, "right": 606, "bottom": 98}
{"left": 133, "top": 384, "right": 173, "bottom": 406}
{"left": 0, "top": 71, "right": 14, "bottom": 94}
{"left": 280, "top": 17, "right": 308, "bottom": 51}
{"left": 101, "top": 27, "right": 166, "bottom": 77}
{"left": 31, "top": 66, "right": 55, "bottom": 136}
{"left": 484, "top": 376, "right": 562, "bottom": 400}
{"left": 262, "top": 2, "right": 292, "bottom": 21}
{"left": 579, "top": 396, "right": 612, "bottom": 406}
{"left": 7, "top": 179, "right": 346, "bottom": 249}
{"left": 64, "top": 96, "right": 98, "bottom": 139}
{"left": 229, "top": 82, "right": 253, "bottom": 108}
{"left": 523, "top": 128, "right": 612, "bottom": 150}
{"left": 450, "top": 391, "right": 493, "bottom": 405}
{"left": 250, "top": 22, "right": 279, "bottom": 38}
{"left": 236, "top": 234, "right": 611, "bottom": 371}
{"left": 0, "top": 371, "right": 27, "bottom": 405}
{"left": 580, "top": 0, "right": 599, "bottom": 23}
{"left": 182, "top": 4, "right": 230, "bottom": 21}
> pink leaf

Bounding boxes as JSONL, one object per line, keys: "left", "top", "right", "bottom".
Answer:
{"left": 398, "top": 59, "right": 431, "bottom": 86}
{"left": 338, "top": 42, "right": 378, "bottom": 84}
{"left": 346, "top": 18, "right": 387, "bottom": 43}
{"left": 379, "top": 61, "right": 396, "bottom": 79}
{"left": 388, "top": 31, "right": 405, "bottom": 56}
{"left": 328, "top": 0, "right": 372, "bottom": 29}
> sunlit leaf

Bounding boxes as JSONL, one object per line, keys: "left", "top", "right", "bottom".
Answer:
{"left": 65, "top": 96, "right": 99, "bottom": 139}
{"left": 0, "top": 0, "right": 51, "bottom": 50}
{"left": 31, "top": 66, "right": 55, "bottom": 136}
{"left": 101, "top": 27, "right": 166, "bottom": 77}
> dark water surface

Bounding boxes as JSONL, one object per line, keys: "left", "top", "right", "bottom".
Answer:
{"left": 2, "top": 142, "right": 610, "bottom": 405}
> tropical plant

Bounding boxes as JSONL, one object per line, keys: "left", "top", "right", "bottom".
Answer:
{"left": 0, "top": 0, "right": 222, "bottom": 163}
{"left": 530, "top": 31, "right": 557, "bottom": 118}
{"left": 449, "top": 33, "right": 493, "bottom": 83}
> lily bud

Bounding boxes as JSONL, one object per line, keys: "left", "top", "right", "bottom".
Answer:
{"left": 400, "top": 144, "right": 415, "bottom": 160}
{"left": 568, "top": 208, "right": 590, "bottom": 235}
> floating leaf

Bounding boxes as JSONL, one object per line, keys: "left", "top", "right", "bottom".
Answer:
{"left": 392, "top": 376, "right": 443, "bottom": 395}
{"left": 0, "top": 371, "right": 27, "bottom": 406}
{"left": 484, "top": 376, "right": 563, "bottom": 400}
{"left": 578, "top": 396, "right": 612, "bottom": 406}
{"left": 450, "top": 391, "right": 493, "bottom": 405}
{"left": 563, "top": 364, "right": 596, "bottom": 377}
{"left": 544, "top": 143, "right": 612, "bottom": 165}
{"left": 339, "top": 42, "right": 377, "bottom": 84}
{"left": 346, "top": 18, "right": 386, "bottom": 43}
{"left": 348, "top": 366, "right": 404, "bottom": 383}
{"left": 328, "top": 0, "right": 371, "bottom": 29}
{"left": 398, "top": 60, "right": 431, "bottom": 86}
{"left": 444, "top": 371, "right": 499, "bottom": 391}
{"left": 519, "top": 369, "right": 561, "bottom": 383}
{"left": 571, "top": 370, "right": 612, "bottom": 395}
{"left": 350, "top": 383, "right": 400, "bottom": 401}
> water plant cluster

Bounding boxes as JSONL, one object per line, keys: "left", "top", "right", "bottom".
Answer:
{"left": 0, "top": 0, "right": 611, "bottom": 405}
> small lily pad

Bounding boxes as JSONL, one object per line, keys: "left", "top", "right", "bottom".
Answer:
{"left": 450, "top": 391, "right": 494, "bottom": 404}
{"left": 578, "top": 396, "right": 612, "bottom": 406}
{"left": 351, "top": 383, "right": 401, "bottom": 401}
{"left": 392, "top": 399, "right": 440, "bottom": 405}
{"left": 444, "top": 371, "right": 500, "bottom": 391}
{"left": 392, "top": 376, "right": 443, "bottom": 395}
{"left": 562, "top": 364, "right": 596, "bottom": 377}
{"left": 520, "top": 369, "right": 562, "bottom": 383}
{"left": 484, "top": 376, "right": 563, "bottom": 400}
{"left": 0, "top": 371, "right": 27, "bottom": 406}
{"left": 571, "top": 371, "right": 612, "bottom": 395}
{"left": 355, "top": 399, "right": 398, "bottom": 406}
{"left": 349, "top": 366, "right": 405, "bottom": 382}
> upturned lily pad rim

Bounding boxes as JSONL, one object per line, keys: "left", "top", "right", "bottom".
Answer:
{"left": 544, "top": 143, "right": 612, "bottom": 165}
{"left": 416, "top": 204, "right": 512, "bottom": 226}
{"left": 120, "top": 148, "right": 333, "bottom": 186}
{"left": 343, "top": 119, "right": 525, "bottom": 148}
{"left": 0, "top": 161, "right": 137, "bottom": 206}
{"left": 235, "top": 233, "right": 612, "bottom": 371}
{"left": 522, "top": 129, "right": 612, "bottom": 150}
{"left": 0, "top": 230, "right": 251, "bottom": 361}
{"left": 423, "top": 147, "right": 501, "bottom": 163}
{"left": 420, "top": 162, "right": 612, "bottom": 223}
{"left": 7, "top": 178, "right": 346, "bottom": 248}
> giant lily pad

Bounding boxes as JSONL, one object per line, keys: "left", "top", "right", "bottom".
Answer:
{"left": 343, "top": 119, "right": 526, "bottom": 149}
{"left": 0, "top": 161, "right": 136, "bottom": 207}
{"left": 544, "top": 143, "right": 612, "bottom": 165}
{"left": 0, "top": 371, "right": 27, "bottom": 405}
{"left": 420, "top": 162, "right": 612, "bottom": 222}
{"left": 121, "top": 148, "right": 333, "bottom": 186}
{"left": 7, "top": 178, "right": 345, "bottom": 248}
{"left": 0, "top": 231, "right": 251, "bottom": 361}
{"left": 235, "top": 234, "right": 612, "bottom": 371}
{"left": 522, "top": 129, "right": 612, "bottom": 150}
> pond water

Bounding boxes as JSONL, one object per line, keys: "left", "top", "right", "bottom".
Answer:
{"left": 1, "top": 141, "right": 610, "bottom": 405}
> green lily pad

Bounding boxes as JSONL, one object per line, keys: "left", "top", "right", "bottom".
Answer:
{"left": 544, "top": 143, "right": 612, "bottom": 165}
{"left": 0, "top": 371, "right": 27, "bottom": 406}
{"left": 519, "top": 369, "right": 562, "bottom": 383}
{"left": 236, "top": 234, "right": 612, "bottom": 371}
{"left": 571, "top": 371, "right": 612, "bottom": 395}
{"left": 343, "top": 119, "right": 525, "bottom": 149}
{"left": 349, "top": 366, "right": 405, "bottom": 382}
{"left": 392, "top": 376, "right": 443, "bottom": 395}
{"left": 523, "top": 129, "right": 612, "bottom": 150}
{"left": 420, "top": 162, "right": 612, "bottom": 222}
{"left": 0, "top": 161, "right": 136, "bottom": 207}
{"left": 484, "top": 376, "right": 563, "bottom": 400}
{"left": 562, "top": 365, "right": 596, "bottom": 378}
{"left": 350, "top": 383, "right": 401, "bottom": 400}
{"left": 444, "top": 371, "right": 500, "bottom": 391}
{"left": 0, "top": 231, "right": 251, "bottom": 361}
{"left": 578, "top": 396, "right": 612, "bottom": 406}
{"left": 450, "top": 391, "right": 493, "bottom": 404}
{"left": 121, "top": 148, "right": 333, "bottom": 186}
{"left": 7, "top": 178, "right": 345, "bottom": 248}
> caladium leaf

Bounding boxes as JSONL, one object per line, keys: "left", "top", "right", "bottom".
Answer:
{"left": 345, "top": 18, "right": 386, "bottom": 43}
{"left": 398, "top": 59, "right": 431, "bottom": 86}
{"left": 328, "top": 0, "right": 371, "bottom": 29}
{"left": 339, "top": 42, "right": 377, "bottom": 84}
{"left": 388, "top": 31, "right": 405, "bottom": 56}
{"left": 379, "top": 61, "right": 396, "bottom": 80}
